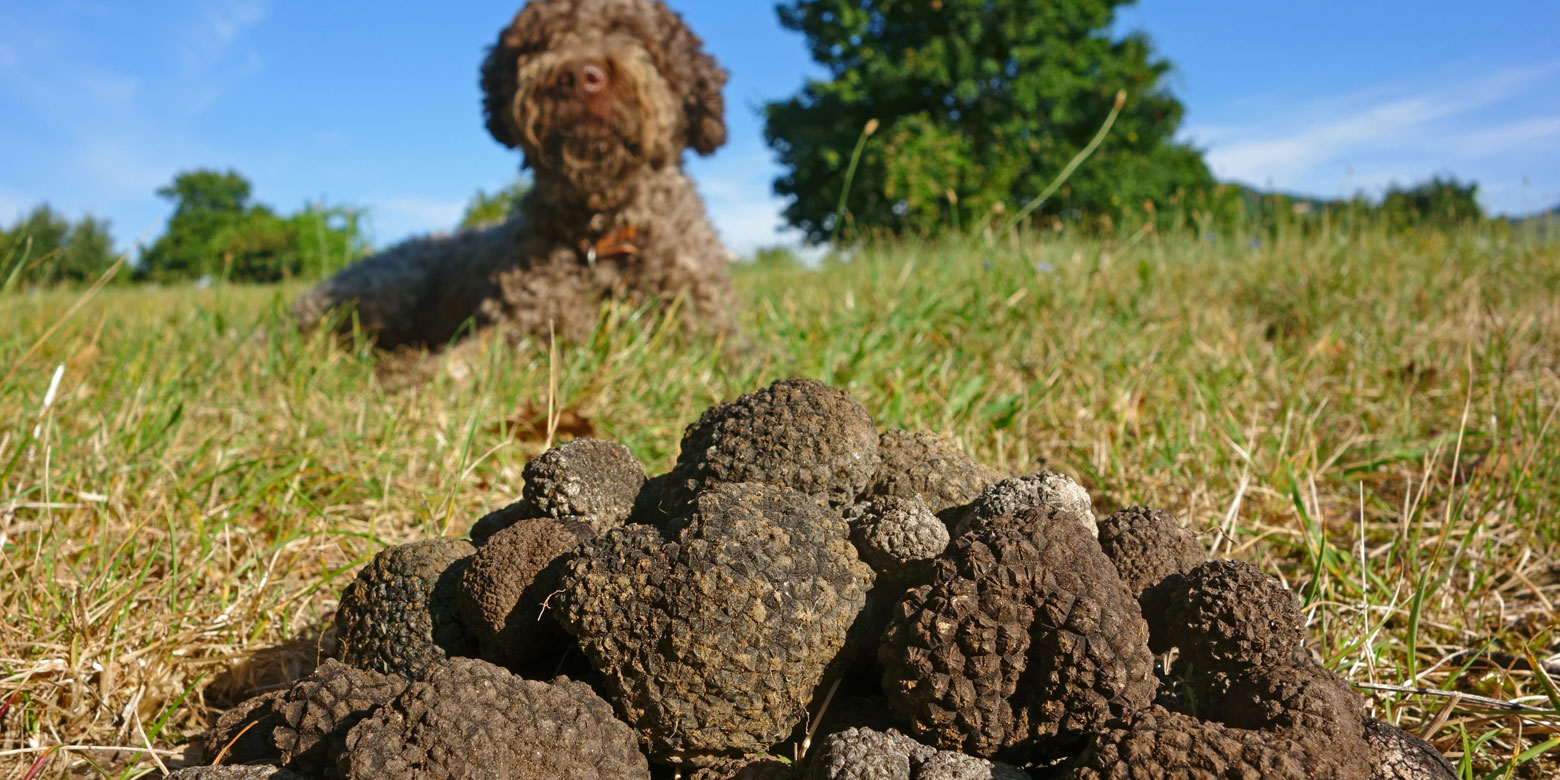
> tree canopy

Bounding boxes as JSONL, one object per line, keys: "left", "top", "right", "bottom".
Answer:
{"left": 0, "top": 205, "right": 119, "bottom": 288}
{"left": 764, "top": 0, "right": 1214, "bottom": 242}
{"left": 139, "top": 169, "right": 367, "bottom": 283}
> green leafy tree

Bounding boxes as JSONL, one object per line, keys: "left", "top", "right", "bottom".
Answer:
{"left": 140, "top": 169, "right": 367, "bottom": 283}
{"left": 459, "top": 178, "right": 532, "bottom": 229}
{"left": 765, "top": 0, "right": 1214, "bottom": 242}
{"left": 0, "top": 205, "right": 119, "bottom": 286}
{"left": 1380, "top": 176, "right": 1483, "bottom": 228}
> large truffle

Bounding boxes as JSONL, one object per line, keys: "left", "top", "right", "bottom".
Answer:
{"left": 804, "top": 727, "right": 1028, "bottom": 780}
{"left": 667, "top": 378, "right": 881, "bottom": 511}
{"left": 457, "top": 516, "right": 593, "bottom": 675}
{"left": 861, "top": 430, "right": 999, "bottom": 516}
{"left": 1094, "top": 506, "right": 1206, "bottom": 652}
{"left": 1065, "top": 706, "right": 1371, "bottom": 780}
{"left": 847, "top": 497, "right": 949, "bottom": 584}
{"left": 338, "top": 657, "right": 648, "bottom": 780}
{"left": 1362, "top": 717, "right": 1458, "bottom": 780}
{"left": 521, "top": 438, "right": 646, "bottom": 533}
{"left": 556, "top": 481, "right": 875, "bottom": 765}
{"left": 202, "top": 660, "right": 405, "bottom": 779}
{"left": 948, "top": 471, "right": 1096, "bottom": 537}
{"left": 334, "top": 538, "right": 476, "bottom": 680}
{"left": 879, "top": 506, "right": 1156, "bottom": 761}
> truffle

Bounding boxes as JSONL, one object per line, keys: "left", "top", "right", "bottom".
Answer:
{"left": 879, "top": 506, "right": 1156, "bottom": 761}
{"left": 804, "top": 728, "right": 1028, "bottom": 780}
{"left": 861, "top": 430, "right": 999, "bottom": 516}
{"left": 338, "top": 658, "right": 648, "bottom": 780}
{"left": 457, "top": 516, "right": 593, "bottom": 675}
{"left": 521, "top": 438, "right": 646, "bottom": 533}
{"left": 691, "top": 757, "right": 798, "bottom": 780}
{"left": 1362, "top": 718, "right": 1458, "bottom": 780}
{"left": 334, "top": 538, "right": 476, "bottom": 680}
{"left": 468, "top": 500, "right": 527, "bottom": 546}
{"left": 1162, "top": 559, "right": 1307, "bottom": 707}
{"left": 1066, "top": 706, "right": 1370, "bottom": 780}
{"left": 1094, "top": 506, "right": 1205, "bottom": 652}
{"left": 847, "top": 497, "right": 949, "bottom": 584}
{"left": 163, "top": 768, "right": 309, "bottom": 780}
{"left": 556, "top": 481, "right": 874, "bottom": 765}
{"left": 667, "top": 378, "right": 880, "bottom": 511}
{"left": 947, "top": 471, "right": 1096, "bottom": 538}
{"left": 202, "top": 660, "right": 405, "bottom": 779}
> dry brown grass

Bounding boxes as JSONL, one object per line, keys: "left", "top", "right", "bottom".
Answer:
{"left": 1, "top": 225, "right": 1557, "bottom": 777}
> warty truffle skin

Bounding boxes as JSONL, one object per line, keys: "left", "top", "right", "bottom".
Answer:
{"left": 163, "top": 767, "right": 310, "bottom": 780}
{"left": 1094, "top": 506, "right": 1206, "bottom": 652}
{"left": 333, "top": 538, "right": 476, "bottom": 681}
{"left": 847, "top": 496, "right": 950, "bottom": 583}
{"left": 667, "top": 378, "right": 881, "bottom": 512}
{"left": 1362, "top": 717, "right": 1458, "bottom": 780}
{"left": 861, "top": 429, "right": 999, "bottom": 516}
{"left": 1065, "top": 705, "right": 1370, "bottom": 780}
{"left": 203, "top": 659, "right": 406, "bottom": 779}
{"left": 521, "top": 438, "right": 647, "bottom": 533}
{"left": 1162, "top": 559, "right": 1307, "bottom": 707}
{"left": 804, "top": 727, "right": 1029, "bottom": 780}
{"left": 879, "top": 506, "right": 1156, "bottom": 762}
{"left": 948, "top": 471, "right": 1096, "bottom": 538}
{"left": 337, "top": 658, "right": 648, "bottom": 780}
{"left": 690, "top": 757, "right": 797, "bottom": 780}
{"left": 555, "top": 481, "right": 875, "bottom": 766}
{"left": 457, "top": 516, "right": 594, "bottom": 675}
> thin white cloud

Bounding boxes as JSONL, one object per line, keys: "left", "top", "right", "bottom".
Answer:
{"left": 1454, "top": 116, "right": 1560, "bottom": 158}
{"left": 367, "top": 196, "right": 467, "bottom": 244}
{"left": 183, "top": 0, "right": 268, "bottom": 72}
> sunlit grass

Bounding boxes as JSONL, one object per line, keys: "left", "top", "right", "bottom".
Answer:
{"left": 1, "top": 224, "right": 1557, "bottom": 777}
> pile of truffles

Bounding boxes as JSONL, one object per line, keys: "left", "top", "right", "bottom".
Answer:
{"left": 175, "top": 378, "right": 1458, "bottom": 780}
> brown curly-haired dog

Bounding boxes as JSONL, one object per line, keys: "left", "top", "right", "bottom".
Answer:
{"left": 294, "top": 0, "right": 733, "bottom": 349}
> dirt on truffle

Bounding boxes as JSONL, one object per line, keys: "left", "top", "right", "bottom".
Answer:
{"left": 338, "top": 657, "right": 647, "bottom": 780}
{"left": 521, "top": 438, "right": 647, "bottom": 533}
{"left": 555, "top": 481, "right": 874, "bottom": 765}
{"left": 457, "top": 516, "right": 593, "bottom": 676}
{"left": 947, "top": 471, "right": 1096, "bottom": 538}
{"left": 862, "top": 429, "right": 1000, "bottom": 516}
{"left": 667, "top": 378, "right": 881, "bottom": 512}
{"left": 333, "top": 538, "right": 476, "bottom": 681}
{"left": 879, "top": 506, "right": 1156, "bottom": 762}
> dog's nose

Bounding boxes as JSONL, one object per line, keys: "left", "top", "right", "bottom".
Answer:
{"left": 562, "top": 61, "right": 609, "bottom": 95}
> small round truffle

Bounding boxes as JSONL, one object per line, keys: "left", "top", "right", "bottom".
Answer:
{"left": 948, "top": 471, "right": 1096, "bottom": 537}
{"left": 805, "top": 727, "right": 929, "bottom": 780}
{"left": 848, "top": 497, "right": 949, "bottom": 583}
{"left": 1163, "top": 559, "right": 1307, "bottom": 699}
{"left": 1362, "top": 717, "right": 1458, "bottom": 780}
{"left": 861, "top": 430, "right": 999, "bottom": 516}
{"left": 879, "top": 506, "right": 1156, "bottom": 762}
{"left": 668, "top": 378, "right": 881, "bottom": 511}
{"left": 691, "top": 757, "right": 797, "bottom": 780}
{"left": 457, "top": 516, "right": 593, "bottom": 674}
{"left": 556, "top": 481, "right": 875, "bottom": 765}
{"left": 1095, "top": 506, "right": 1206, "bottom": 652}
{"left": 338, "top": 658, "right": 648, "bottom": 780}
{"left": 334, "top": 538, "right": 476, "bottom": 680}
{"left": 164, "top": 767, "right": 309, "bottom": 780}
{"left": 521, "top": 438, "right": 646, "bottom": 532}
{"left": 916, "top": 751, "right": 1029, "bottom": 780}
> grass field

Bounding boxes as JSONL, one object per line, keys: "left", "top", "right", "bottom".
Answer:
{"left": 1, "top": 225, "right": 1558, "bottom": 778}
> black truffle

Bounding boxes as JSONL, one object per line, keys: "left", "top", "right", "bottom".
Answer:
{"left": 521, "top": 438, "right": 646, "bottom": 533}
{"left": 163, "top": 767, "right": 309, "bottom": 780}
{"left": 468, "top": 500, "right": 527, "bottom": 546}
{"left": 668, "top": 378, "right": 881, "bottom": 511}
{"left": 861, "top": 430, "right": 999, "bottom": 516}
{"left": 804, "top": 727, "right": 1028, "bottom": 780}
{"left": 1094, "top": 506, "right": 1206, "bottom": 652}
{"left": 879, "top": 506, "right": 1156, "bottom": 762}
{"left": 691, "top": 757, "right": 798, "bottom": 780}
{"left": 1163, "top": 559, "right": 1307, "bottom": 707}
{"left": 847, "top": 497, "right": 949, "bottom": 584}
{"left": 338, "top": 658, "right": 648, "bottom": 780}
{"left": 556, "top": 481, "right": 875, "bottom": 765}
{"left": 947, "top": 471, "right": 1095, "bottom": 538}
{"left": 334, "top": 538, "right": 476, "bottom": 680}
{"left": 1362, "top": 717, "right": 1458, "bottom": 780}
{"left": 457, "top": 516, "right": 592, "bottom": 675}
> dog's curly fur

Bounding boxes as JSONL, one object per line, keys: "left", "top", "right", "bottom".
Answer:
{"left": 294, "top": 0, "right": 733, "bottom": 349}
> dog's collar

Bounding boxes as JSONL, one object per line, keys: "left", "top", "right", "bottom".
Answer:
{"left": 579, "top": 224, "right": 641, "bottom": 268}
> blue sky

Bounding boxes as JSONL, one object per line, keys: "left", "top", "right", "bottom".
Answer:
{"left": 2, "top": 1, "right": 1557, "bottom": 257}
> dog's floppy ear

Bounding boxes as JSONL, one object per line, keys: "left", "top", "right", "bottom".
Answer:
{"left": 684, "top": 50, "right": 728, "bottom": 156}
{"left": 480, "top": 26, "right": 528, "bottom": 149}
